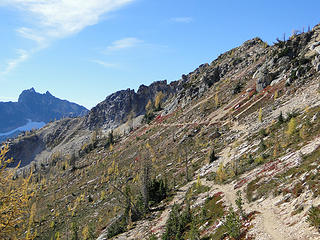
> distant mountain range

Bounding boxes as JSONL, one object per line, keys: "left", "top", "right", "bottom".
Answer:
{"left": 0, "top": 88, "right": 88, "bottom": 140}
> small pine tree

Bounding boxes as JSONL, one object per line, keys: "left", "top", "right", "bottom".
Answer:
{"left": 216, "top": 162, "right": 226, "bottom": 182}
{"left": 208, "top": 148, "right": 218, "bottom": 163}
{"left": 109, "top": 131, "right": 114, "bottom": 143}
{"left": 145, "top": 100, "right": 153, "bottom": 113}
{"left": 54, "top": 232, "right": 60, "bottom": 240}
{"left": 82, "top": 225, "right": 89, "bottom": 240}
{"left": 286, "top": 117, "right": 297, "bottom": 136}
{"left": 196, "top": 175, "right": 202, "bottom": 189}
{"left": 154, "top": 92, "right": 164, "bottom": 111}
{"left": 273, "top": 142, "right": 279, "bottom": 158}
{"left": 149, "top": 234, "right": 157, "bottom": 240}
{"left": 278, "top": 111, "right": 284, "bottom": 124}
{"left": 258, "top": 108, "right": 263, "bottom": 123}
{"left": 307, "top": 206, "right": 320, "bottom": 233}
{"left": 69, "top": 152, "right": 77, "bottom": 171}
{"left": 144, "top": 100, "right": 155, "bottom": 123}
{"left": 26, "top": 203, "right": 37, "bottom": 239}
{"left": 299, "top": 125, "right": 307, "bottom": 140}
{"left": 274, "top": 90, "right": 278, "bottom": 100}
{"left": 82, "top": 224, "right": 95, "bottom": 240}
{"left": 214, "top": 93, "right": 219, "bottom": 107}
{"left": 189, "top": 219, "right": 200, "bottom": 240}
{"left": 224, "top": 207, "right": 242, "bottom": 239}
{"left": 71, "top": 222, "right": 79, "bottom": 240}
{"left": 235, "top": 191, "right": 245, "bottom": 219}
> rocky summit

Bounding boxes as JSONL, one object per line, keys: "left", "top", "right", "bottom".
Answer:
{"left": 3, "top": 23, "right": 320, "bottom": 240}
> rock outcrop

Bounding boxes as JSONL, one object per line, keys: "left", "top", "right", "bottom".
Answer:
{"left": 85, "top": 80, "right": 177, "bottom": 130}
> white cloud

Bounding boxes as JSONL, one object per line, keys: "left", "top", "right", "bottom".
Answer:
{"left": 171, "top": 17, "right": 193, "bottom": 23}
{"left": 91, "top": 59, "right": 117, "bottom": 68}
{"left": 1, "top": 49, "right": 29, "bottom": 75}
{"left": 4, "top": 0, "right": 134, "bottom": 39}
{"left": 16, "top": 27, "right": 46, "bottom": 46}
{"left": 106, "top": 37, "right": 143, "bottom": 52}
{"left": 0, "top": 0, "right": 135, "bottom": 74}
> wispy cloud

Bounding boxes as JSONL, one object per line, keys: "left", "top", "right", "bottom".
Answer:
{"left": 106, "top": 37, "right": 143, "bottom": 52}
{"left": 0, "top": 0, "right": 135, "bottom": 74}
{"left": 1, "top": 49, "right": 29, "bottom": 75}
{"left": 171, "top": 17, "right": 193, "bottom": 23}
{"left": 91, "top": 59, "right": 117, "bottom": 68}
{"left": 16, "top": 27, "right": 46, "bottom": 47}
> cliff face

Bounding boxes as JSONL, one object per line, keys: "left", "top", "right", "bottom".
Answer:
{"left": 0, "top": 88, "right": 88, "bottom": 133}
{"left": 85, "top": 80, "right": 177, "bottom": 130}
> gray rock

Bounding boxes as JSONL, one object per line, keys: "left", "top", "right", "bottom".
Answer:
{"left": 310, "top": 41, "right": 320, "bottom": 50}
{"left": 85, "top": 80, "right": 177, "bottom": 130}
{"left": 312, "top": 56, "right": 320, "bottom": 72}
{"left": 201, "top": 67, "right": 220, "bottom": 87}
{"left": 255, "top": 66, "right": 273, "bottom": 92}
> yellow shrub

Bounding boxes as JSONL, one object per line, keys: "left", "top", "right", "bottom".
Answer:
{"left": 216, "top": 163, "right": 226, "bottom": 182}
{"left": 0, "top": 145, "right": 34, "bottom": 239}
{"left": 82, "top": 225, "right": 89, "bottom": 240}
{"left": 286, "top": 118, "right": 297, "bottom": 136}
{"left": 255, "top": 155, "right": 264, "bottom": 164}
{"left": 299, "top": 125, "right": 308, "bottom": 140}
{"left": 258, "top": 108, "right": 263, "bottom": 122}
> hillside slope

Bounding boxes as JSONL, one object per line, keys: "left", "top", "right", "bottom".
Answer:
{"left": 5, "top": 23, "right": 320, "bottom": 239}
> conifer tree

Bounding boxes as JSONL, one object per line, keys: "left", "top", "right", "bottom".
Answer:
{"left": 0, "top": 145, "right": 34, "bottom": 239}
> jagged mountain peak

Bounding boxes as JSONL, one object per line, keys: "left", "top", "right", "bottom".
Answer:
{"left": 0, "top": 88, "right": 88, "bottom": 134}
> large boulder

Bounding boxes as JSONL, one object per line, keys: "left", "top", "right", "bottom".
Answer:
{"left": 255, "top": 66, "right": 273, "bottom": 92}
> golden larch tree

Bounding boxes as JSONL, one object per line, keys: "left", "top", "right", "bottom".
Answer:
{"left": 0, "top": 145, "right": 34, "bottom": 239}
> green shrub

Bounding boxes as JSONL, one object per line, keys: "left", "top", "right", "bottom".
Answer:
{"left": 235, "top": 191, "right": 245, "bottom": 219}
{"left": 104, "top": 131, "right": 114, "bottom": 148}
{"left": 208, "top": 148, "right": 218, "bottom": 163}
{"left": 307, "top": 206, "right": 320, "bottom": 233}
{"left": 144, "top": 112, "right": 155, "bottom": 123}
{"left": 162, "top": 203, "right": 192, "bottom": 240}
{"left": 223, "top": 207, "right": 241, "bottom": 239}
{"left": 149, "top": 234, "right": 158, "bottom": 240}
{"left": 71, "top": 222, "right": 79, "bottom": 240}
{"left": 233, "top": 82, "right": 243, "bottom": 95}
{"left": 107, "top": 215, "right": 128, "bottom": 239}
{"left": 259, "top": 128, "right": 268, "bottom": 137}
{"left": 149, "top": 178, "right": 169, "bottom": 205}
{"left": 278, "top": 111, "right": 284, "bottom": 124}
{"left": 255, "top": 155, "right": 265, "bottom": 165}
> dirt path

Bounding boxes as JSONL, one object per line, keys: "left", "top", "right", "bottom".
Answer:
{"left": 261, "top": 206, "right": 289, "bottom": 240}
{"left": 200, "top": 180, "right": 302, "bottom": 240}
{"left": 198, "top": 135, "right": 320, "bottom": 240}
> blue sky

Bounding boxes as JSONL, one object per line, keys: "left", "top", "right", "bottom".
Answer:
{"left": 0, "top": 0, "right": 319, "bottom": 109}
